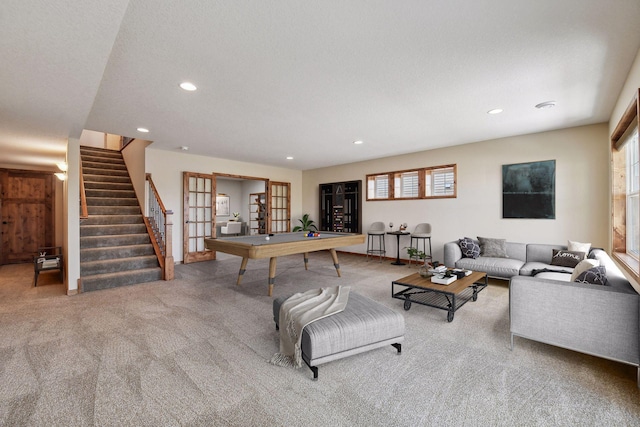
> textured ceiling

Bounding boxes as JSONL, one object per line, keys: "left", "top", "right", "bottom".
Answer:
{"left": 1, "top": 1, "right": 640, "bottom": 170}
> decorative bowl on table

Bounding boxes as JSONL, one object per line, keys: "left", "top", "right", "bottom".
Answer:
{"left": 418, "top": 264, "right": 432, "bottom": 278}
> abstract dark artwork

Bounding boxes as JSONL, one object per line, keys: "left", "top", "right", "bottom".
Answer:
{"left": 502, "top": 160, "right": 555, "bottom": 219}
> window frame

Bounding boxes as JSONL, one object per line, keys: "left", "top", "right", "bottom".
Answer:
{"left": 611, "top": 89, "right": 640, "bottom": 281}
{"left": 366, "top": 164, "right": 457, "bottom": 201}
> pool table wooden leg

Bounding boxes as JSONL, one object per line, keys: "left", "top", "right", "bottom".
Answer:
{"left": 268, "top": 257, "right": 277, "bottom": 296}
{"left": 303, "top": 252, "right": 309, "bottom": 270}
{"left": 237, "top": 257, "right": 249, "bottom": 285}
{"left": 329, "top": 248, "right": 341, "bottom": 277}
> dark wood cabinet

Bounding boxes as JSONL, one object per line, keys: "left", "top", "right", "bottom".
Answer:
{"left": 319, "top": 180, "right": 362, "bottom": 233}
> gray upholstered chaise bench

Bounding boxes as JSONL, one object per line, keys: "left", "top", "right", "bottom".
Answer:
{"left": 273, "top": 291, "right": 405, "bottom": 379}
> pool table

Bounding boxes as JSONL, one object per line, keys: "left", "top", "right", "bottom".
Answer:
{"left": 204, "top": 232, "right": 365, "bottom": 296}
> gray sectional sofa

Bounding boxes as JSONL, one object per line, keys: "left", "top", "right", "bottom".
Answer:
{"left": 444, "top": 240, "right": 640, "bottom": 387}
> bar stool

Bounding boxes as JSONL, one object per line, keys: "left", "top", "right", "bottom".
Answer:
{"left": 409, "top": 223, "right": 432, "bottom": 265}
{"left": 366, "top": 221, "right": 386, "bottom": 262}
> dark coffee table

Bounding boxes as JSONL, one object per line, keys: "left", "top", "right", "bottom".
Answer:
{"left": 391, "top": 271, "right": 487, "bottom": 322}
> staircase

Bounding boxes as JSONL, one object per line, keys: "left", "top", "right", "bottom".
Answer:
{"left": 80, "top": 146, "right": 162, "bottom": 292}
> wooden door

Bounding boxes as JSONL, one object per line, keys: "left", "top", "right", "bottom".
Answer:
{"left": 0, "top": 170, "right": 55, "bottom": 264}
{"left": 183, "top": 172, "right": 215, "bottom": 264}
{"left": 269, "top": 182, "right": 291, "bottom": 233}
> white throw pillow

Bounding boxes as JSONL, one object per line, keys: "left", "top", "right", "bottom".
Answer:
{"left": 570, "top": 259, "right": 599, "bottom": 282}
{"left": 568, "top": 240, "right": 591, "bottom": 256}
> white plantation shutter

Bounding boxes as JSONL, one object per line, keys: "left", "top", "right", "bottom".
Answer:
{"left": 427, "top": 167, "right": 455, "bottom": 197}
{"left": 394, "top": 171, "right": 419, "bottom": 198}
{"left": 626, "top": 124, "right": 639, "bottom": 256}
{"left": 367, "top": 174, "right": 389, "bottom": 199}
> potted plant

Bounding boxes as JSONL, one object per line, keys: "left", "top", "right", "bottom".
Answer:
{"left": 292, "top": 213, "right": 318, "bottom": 232}
{"left": 231, "top": 212, "right": 240, "bottom": 221}
{"left": 406, "top": 247, "right": 431, "bottom": 277}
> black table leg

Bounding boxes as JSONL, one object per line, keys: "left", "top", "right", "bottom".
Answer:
{"left": 391, "top": 234, "right": 405, "bottom": 265}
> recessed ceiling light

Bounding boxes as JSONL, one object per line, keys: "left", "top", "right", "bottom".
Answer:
{"left": 535, "top": 101, "right": 556, "bottom": 109}
{"left": 487, "top": 108, "right": 503, "bottom": 115}
{"left": 180, "top": 146, "right": 189, "bottom": 151}
{"left": 137, "top": 127, "right": 149, "bottom": 133}
{"left": 353, "top": 140, "right": 364, "bottom": 145}
{"left": 180, "top": 82, "right": 197, "bottom": 91}
{"left": 286, "top": 156, "right": 294, "bottom": 160}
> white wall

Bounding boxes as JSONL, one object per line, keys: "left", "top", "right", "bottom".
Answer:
{"left": 79, "top": 129, "right": 104, "bottom": 147}
{"left": 64, "top": 138, "right": 80, "bottom": 294}
{"left": 302, "top": 123, "right": 609, "bottom": 264}
{"left": 145, "top": 148, "right": 302, "bottom": 263}
{"left": 121, "top": 139, "right": 151, "bottom": 208}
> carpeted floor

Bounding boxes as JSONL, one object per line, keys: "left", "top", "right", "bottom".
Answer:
{"left": 0, "top": 253, "right": 638, "bottom": 426}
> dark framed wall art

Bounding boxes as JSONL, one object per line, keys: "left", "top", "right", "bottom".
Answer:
{"left": 502, "top": 160, "right": 555, "bottom": 219}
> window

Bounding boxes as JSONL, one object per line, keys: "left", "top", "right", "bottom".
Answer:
{"left": 611, "top": 89, "right": 640, "bottom": 280}
{"left": 426, "top": 166, "right": 456, "bottom": 197}
{"left": 367, "top": 164, "right": 456, "bottom": 201}
{"left": 626, "top": 126, "right": 639, "bottom": 257}
{"left": 367, "top": 174, "right": 389, "bottom": 200}
{"left": 394, "top": 171, "right": 419, "bottom": 198}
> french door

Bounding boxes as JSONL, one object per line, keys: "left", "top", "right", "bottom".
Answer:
{"left": 182, "top": 172, "right": 215, "bottom": 264}
{"left": 270, "top": 181, "right": 291, "bottom": 233}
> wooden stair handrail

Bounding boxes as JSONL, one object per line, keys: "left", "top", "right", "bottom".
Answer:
{"left": 145, "top": 173, "right": 174, "bottom": 280}
{"left": 146, "top": 173, "right": 167, "bottom": 212}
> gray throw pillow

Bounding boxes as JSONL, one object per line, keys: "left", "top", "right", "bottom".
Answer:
{"left": 458, "top": 237, "right": 480, "bottom": 259}
{"left": 550, "top": 249, "right": 585, "bottom": 268}
{"left": 477, "top": 237, "right": 508, "bottom": 258}
{"left": 574, "top": 266, "right": 608, "bottom": 286}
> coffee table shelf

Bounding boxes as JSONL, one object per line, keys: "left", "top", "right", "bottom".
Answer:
{"left": 391, "top": 271, "right": 487, "bottom": 322}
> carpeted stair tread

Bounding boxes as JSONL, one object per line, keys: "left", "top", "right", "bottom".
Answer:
{"left": 81, "top": 233, "right": 151, "bottom": 248}
{"left": 83, "top": 174, "right": 132, "bottom": 184}
{"left": 80, "top": 154, "right": 125, "bottom": 164}
{"left": 81, "top": 255, "right": 160, "bottom": 276}
{"left": 80, "top": 147, "right": 123, "bottom": 158}
{"left": 80, "top": 244, "right": 155, "bottom": 262}
{"left": 80, "top": 223, "right": 148, "bottom": 237}
{"left": 81, "top": 214, "right": 144, "bottom": 225}
{"left": 83, "top": 167, "right": 130, "bottom": 177}
{"left": 85, "top": 188, "right": 137, "bottom": 198}
{"left": 82, "top": 161, "right": 127, "bottom": 171}
{"left": 84, "top": 181, "right": 133, "bottom": 191}
{"left": 88, "top": 206, "right": 141, "bottom": 215}
{"left": 86, "top": 197, "right": 139, "bottom": 206}
{"left": 81, "top": 267, "right": 163, "bottom": 292}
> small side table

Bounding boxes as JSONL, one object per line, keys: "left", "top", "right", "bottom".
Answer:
{"left": 34, "top": 246, "right": 64, "bottom": 286}
{"left": 387, "top": 231, "right": 410, "bottom": 265}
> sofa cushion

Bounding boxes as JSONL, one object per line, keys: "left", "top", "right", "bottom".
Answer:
{"left": 458, "top": 237, "right": 480, "bottom": 259}
{"left": 519, "top": 262, "right": 572, "bottom": 276}
{"left": 477, "top": 237, "right": 508, "bottom": 258}
{"left": 570, "top": 259, "right": 599, "bottom": 281}
{"left": 550, "top": 249, "right": 585, "bottom": 268}
{"left": 455, "top": 256, "right": 524, "bottom": 278}
{"left": 534, "top": 271, "right": 572, "bottom": 281}
{"left": 525, "top": 244, "right": 566, "bottom": 264}
{"left": 574, "top": 266, "right": 608, "bottom": 286}
{"left": 568, "top": 240, "right": 591, "bottom": 254}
